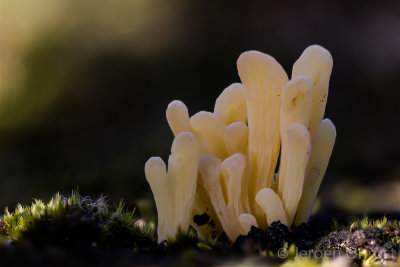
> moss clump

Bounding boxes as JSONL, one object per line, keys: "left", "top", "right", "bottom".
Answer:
{"left": 0, "top": 191, "right": 155, "bottom": 250}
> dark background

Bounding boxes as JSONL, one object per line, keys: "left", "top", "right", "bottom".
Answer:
{"left": 0, "top": 0, "right": 399, "bottom": 219}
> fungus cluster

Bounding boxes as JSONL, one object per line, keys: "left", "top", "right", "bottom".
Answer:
{"left": 145, "top": 45, "right": 336, "bottom": 243}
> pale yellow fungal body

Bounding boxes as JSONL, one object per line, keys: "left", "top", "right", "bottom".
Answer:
{"left": 145, "top": 45, "right": 336, "bottom": 242}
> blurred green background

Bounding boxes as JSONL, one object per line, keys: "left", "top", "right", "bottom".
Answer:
{"left": 0, "top": 0, "right": 399, "bottom": 217}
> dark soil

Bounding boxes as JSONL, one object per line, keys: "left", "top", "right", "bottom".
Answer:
{"left": 1, "top": 193, "right": 399, "bottom": 267}
{"left": 2, "top": 220, "right": 399, "bottom": 267}
{"left": 233, "top": 221, "right": 326, "bottom": 254}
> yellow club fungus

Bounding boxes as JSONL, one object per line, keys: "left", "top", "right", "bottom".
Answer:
{"left": 145, "top": 45, "right": 336, "bottom": 242}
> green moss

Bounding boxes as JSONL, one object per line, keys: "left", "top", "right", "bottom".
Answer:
{"left": 345, "top": 216, "right": 393, "bottom": 232}
{"left": 0, "top": 190, "right": 154, "bottom": 249}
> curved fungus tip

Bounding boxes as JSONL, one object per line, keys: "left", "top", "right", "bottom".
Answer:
{"left": 170, "top": 131, "right": 199, "bottom": 156}
{"left": 239, "top": 213, "right": 258, "bottom": 234}
{"left": 214, "top": 83, "right": 247, "bottom": 125}
{"left": 145, "top": 157, "right": 167, "bottom": 182}
{"left": 166, "top": 100, "right": 190, "bottom": 136}
{"left": 256, "top": 188, "right": 288, "bottom": 226}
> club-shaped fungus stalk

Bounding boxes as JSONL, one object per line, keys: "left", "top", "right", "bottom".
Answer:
{"left": 295, "top": 119, "right": 336, "bottom": 225}
{"left": 166, "top": 100, "right": 225, "bottom": 238}
{"left": 277, "top": 76, "right": 313, "bottom": 198}
{"left": 199, "top": 153, "right": 253, "bottom": 241}
{"left": 220, "top": 153, "right": 251, "bottom": 215}
{"left": 199, "top": 154, "right": 235, "bottom": 239}
{"left": 144, "top": 157, "right": 169, "bottom": 240}
{"left": 237, "top": 51, "right": 288, "bottom": 227}
{"left": 145, "top": 44, "right": 336, "bottom": 243}
{"left": 145, "top": 131, "right": 199, "bottom": 242}
{"left": 280, "top": 124, "right": 311, "bottom": 225}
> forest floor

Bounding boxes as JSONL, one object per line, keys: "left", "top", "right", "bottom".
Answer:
{"left": 0, "top": 192, "right": 399, "bottom": 267}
